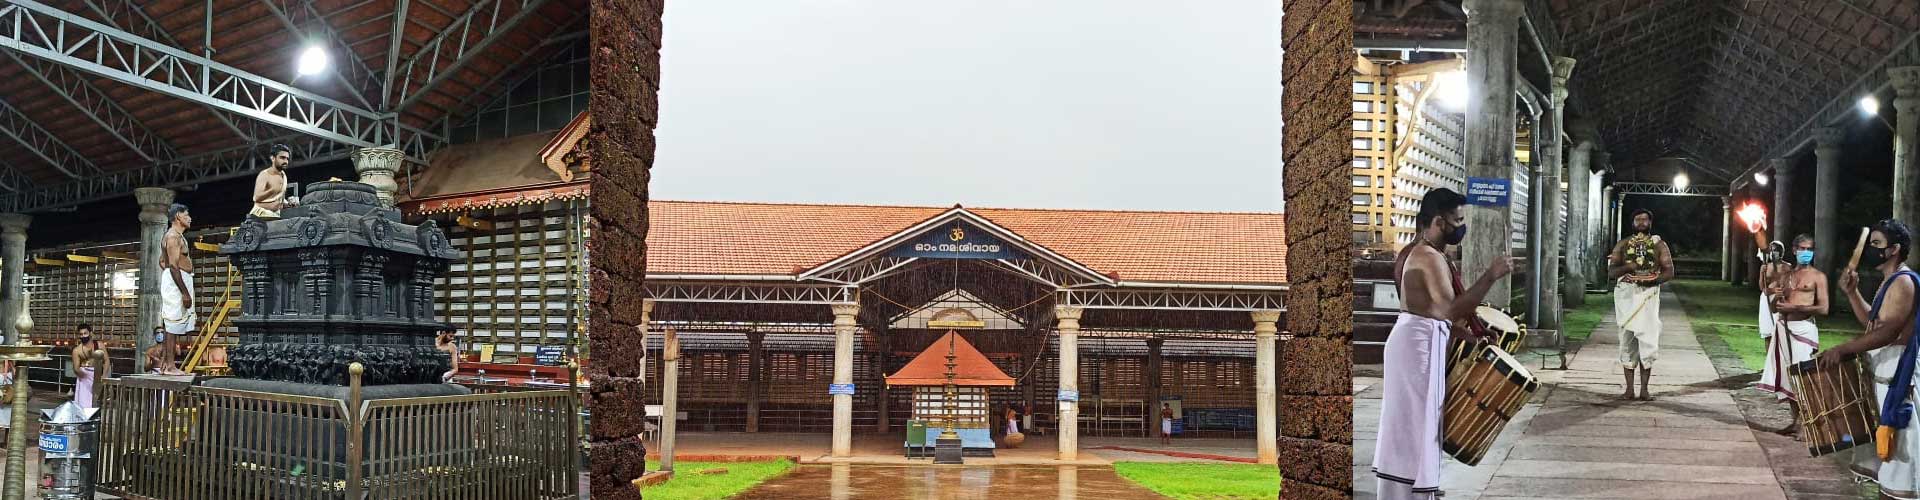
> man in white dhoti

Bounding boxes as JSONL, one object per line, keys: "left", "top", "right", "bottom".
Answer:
{"left": 160, "top": 203, "right": 196, "bottom": 371}
{"left": 1608, "top": 209, "right": 1674, "bottom": 401}
{"left": 1758, "top": 234, "right": 1829, "bottom": 438}
{"left": 1818, "top": 220, "right": 1917, "bottom": 495}
{"left": 1374, "top": 188, "right": 1511, "bottom": 499}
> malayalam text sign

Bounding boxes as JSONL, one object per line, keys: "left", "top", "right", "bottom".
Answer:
{"left": 1466, "top": 177, "right": 1511, "bottom": 207}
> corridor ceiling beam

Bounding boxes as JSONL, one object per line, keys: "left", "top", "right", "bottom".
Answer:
{"left": 0, "top": 50, "right": 179, "bottom": 164}
{"left": 0, "top": 0, "right": 407, "bottom": 150}
{"left": 390, "top": 0, "right": 553, "bottom": 113}
{"left": 1730, "top": 29, "right": 1920, "bottom": 190}
{"left": 0, "top": 98, "right": 101, "bottom": 179}
{"left": 259, "top": 0, "right": 381, "bottom": 110}
{"left": 0, "top": 136, "right": 349, "bottom": 212}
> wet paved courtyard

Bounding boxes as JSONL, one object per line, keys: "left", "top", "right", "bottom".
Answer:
{"left": 733, "top": 464, "right": 1166, "bottom": 499}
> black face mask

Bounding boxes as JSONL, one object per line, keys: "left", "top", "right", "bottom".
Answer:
{"left": 1862, "top": 245, "right": 1892, "bottom": 268}
{"left": 1445, "top": 223, "right": 1468, "bottom": 246}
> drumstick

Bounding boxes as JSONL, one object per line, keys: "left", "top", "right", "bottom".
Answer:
{"left": 1846, "top": 227, "right": 1872, "bottom": 270}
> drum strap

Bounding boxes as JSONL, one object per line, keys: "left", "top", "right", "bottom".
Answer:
{"left": 1449, "top": 260, "right": 1491, "bottom": 339}
{"left": 1874, "top": 269, "right": 1920, "bottom": 429}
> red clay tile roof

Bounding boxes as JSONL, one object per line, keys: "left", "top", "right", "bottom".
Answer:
{"left": 885, "top": 331, "right": 1015, "bottom": 387}
{"left": 648, "top": 200, "right": 1286, "bottom": 285}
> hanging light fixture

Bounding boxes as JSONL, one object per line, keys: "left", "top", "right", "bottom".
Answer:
{"left": 297, "top": 44, "right": 330, "bottom": 77}
{"left": 1673, "top": 172, "right": 1690, "bottom": 190}
{"left": 1861, "top": 96, "right": 1881, "bottom": 116}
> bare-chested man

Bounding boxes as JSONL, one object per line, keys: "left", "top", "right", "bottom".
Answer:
{"left": 250, "top": 144, "right": 297, "bottom": 218}
{"left": 1607, "top": 208, "right": 1674, "bottom": 401}
{"left": 1373, "top": 188, "right": 1512, "bottom": 499}
{"left": 1757, "top": 234, "right": 1829, "bottom": 438}
{"left": 437, "top": 330, "right": 461, "bottom": 382}
{"left": 159, "top": 203, "right": 195, "bottom": 371}
{"left": 1819, "top": 220, "right": 1919, "bottom": 495}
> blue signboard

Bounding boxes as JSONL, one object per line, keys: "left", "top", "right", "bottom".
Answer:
{"left": 886, "top": 223, "right": 1027, "bottom": 260}
{"left": 828, "top": 383, "right": 856, "bottom": 395}
{"left": 1057, "top": 389, "right": 1080, "bottom": 402}
{"left": 535, "top": 345, "right": 567, "bottom": 366}
{"left": 1465, "top": 177, "right": 1511, "bottom": 207}
{"left": 39, "top": 434, "right": 68, "bottom": 454}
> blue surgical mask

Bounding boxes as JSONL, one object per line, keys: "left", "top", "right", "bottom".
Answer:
{"left": 1795, "top": 250, "right": 1814, "bottom": 266}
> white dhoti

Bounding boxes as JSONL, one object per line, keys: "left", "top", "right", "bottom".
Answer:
{"left": 1757, "top": 320, "right": 1819, "bottom": 401}
{"left": 248, "top": 206, "right": 279, "bottom": 219}
{"left": 1858, "top": 348, "right": 1904, "bottom": 484}
{"left": 1374, "top": 313, "right": 1450, "bottom": 499}
{"left": 1758, "top": 293, "right": 1777, "bottom": 338}
{"left": 1614, "top": 281, "right": 1663, "bottom": 371}
{"left": 160, "top": 269, "right": 196, "bottom": 335}
{"left": 1874, "top": 343, "right": 1920, "bottom": 499}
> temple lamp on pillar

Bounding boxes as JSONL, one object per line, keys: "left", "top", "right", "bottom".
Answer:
{"left": 0, "top": 341, "right": 52, "bottom": 500}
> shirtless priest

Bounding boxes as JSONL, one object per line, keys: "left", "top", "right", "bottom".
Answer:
{"left": 250, "top": 144, "right": 298, "bottom": 219}
{"left": 1756, "top": 234, "right": 1829, "bottom": 438}
{"left": 1373, "top": 188, "right": 1512, "bottom": 499}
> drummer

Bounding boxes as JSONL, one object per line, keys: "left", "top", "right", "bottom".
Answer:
{"left": 1759, "top": 234, "right": 1829, "bottom": 438}
{"left": 1816, "top": 219, "right": 1917, "bottom": 496}
{"left": 1607, "top": 208, "right": 1673, "bottom": 401}
{"left": 1373, "top": 188, "right": 1511, "bottom": 499}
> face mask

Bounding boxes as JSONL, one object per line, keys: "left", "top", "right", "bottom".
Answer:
{"left": 1795, "top": 250, "right": 1814, "bottom": 266}
{"left": 1445, "top": 223, "right": 1468, "bottom": 246}
{"left": 1862, "top": 245, "right": 1890, "bottom": 268}
{"left": 154, "top": 333, "right": 165, "bottom": 343}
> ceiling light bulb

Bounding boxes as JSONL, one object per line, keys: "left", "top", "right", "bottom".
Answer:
{"left": 1861, "top": 96, "right": 1881, "bottom": 116}
{"left": 1753, "top": 171, "right": 1770, "bottom": 186}
{"left": 1673, "top": 172, "right": 1690, "bottom": 190}
{"left": 297, "top": 45, "right": 330, "bottom": 76}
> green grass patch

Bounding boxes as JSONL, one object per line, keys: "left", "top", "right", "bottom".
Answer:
{"left": 1560, "top": 293, "right": 1612, "bottom": 343}
{"left": 1669, "top": 279, "right": 1864, "bottom": 371}
{"left": 1112, "top": 462, "right": 1280, "bottom": 500}
{"left": 639, "top": 459, "right": 796, "bottom": 500}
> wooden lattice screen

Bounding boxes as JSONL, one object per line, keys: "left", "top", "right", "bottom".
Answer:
{"left": 430, "top": 199, "right": 589, "bottom": 361}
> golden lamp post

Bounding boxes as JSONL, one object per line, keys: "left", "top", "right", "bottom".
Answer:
{"left": 0, "top": 340, "right": 53, "bottom": 500}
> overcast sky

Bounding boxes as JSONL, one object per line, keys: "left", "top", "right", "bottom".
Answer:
{"left": 650, "top": 1, "right": 1284, "bottom": 212}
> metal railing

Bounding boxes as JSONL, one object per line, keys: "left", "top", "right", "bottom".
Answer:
{"left": 94, "top": 366, "right": 580, "bottom": 500}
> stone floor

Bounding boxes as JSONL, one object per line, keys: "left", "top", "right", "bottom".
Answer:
{"left": 732, "top": 464, "right": 1166, "bottom": 499}
{"left": 1356, "top": 291, "right": 1802, "bottom": 499}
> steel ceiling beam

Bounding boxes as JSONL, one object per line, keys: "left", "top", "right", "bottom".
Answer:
{"left": 1716, "top": 8, "right": 1862, "bottom": 77}
{"left": 0, "top": 135, "right": 350, "bottom": 213}
{"left": 1, "top": 50, "right": 179, "bottom": 163}
{"left": 1831, "top": 0, "right": 1908, "bottom": 36}
{"left": 437, "top": 15, "right": 586, "bottom": 132}
{"left": 259, "top": 0, "right": 380, "bottom": 110}
{"left": 79, "top": 0, "right": 257, "bottom": 142}
{"left": 1761, "top": 0, "right": 1879, "bottom": 63}
{"left": 0, "top": 98, "right": 102, "bottom": 179}
{"left": 0, "top": 162, "right": 34, "bottom": 192}
{"left": 390, "top": 0, "right": 553, "bottom": 113}
{"left": 1729, "top": 27, "right": 1920, "bottom": 190}
{"left": 0, "top": 0, "right": 399, "bottom": 148}
{"left": 381, "top": 0, "right": 410, "bottom": 110}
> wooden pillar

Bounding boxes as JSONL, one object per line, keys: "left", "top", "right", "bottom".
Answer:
{"left": 1022, "top": 355, "right": 1036, "bottom": 433}
{"left": 872, "top": 351, "right": 889, "bottom": 433}
{"left": 1144, "top": 338, "right": 1163, "bottom": 438}
{"left": 746, "top": 331, "right": 764, "bottom": 433}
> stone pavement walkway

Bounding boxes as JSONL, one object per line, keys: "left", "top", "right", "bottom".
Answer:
{"left": 1357, "top": 290, "right": 1792, "bottom": 499}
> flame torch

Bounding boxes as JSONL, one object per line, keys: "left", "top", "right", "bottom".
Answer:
{"left": 1737, "top": 202, "right": 1770, "bottom": 252}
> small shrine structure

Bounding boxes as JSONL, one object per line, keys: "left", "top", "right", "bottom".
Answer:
{"left": 886, "top": 330, "right": 1013, "bottom": 456}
